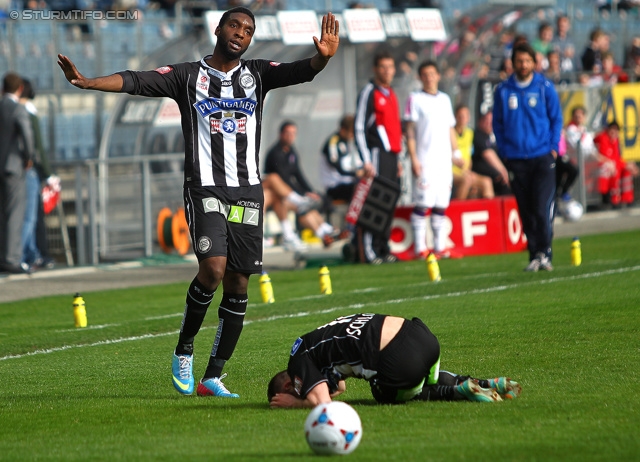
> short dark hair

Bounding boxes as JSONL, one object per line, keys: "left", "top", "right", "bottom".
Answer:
{"left": 417, "top": 60, "right": 439, "bottom": 76}
{"left": 511, "top": 42, "right": 537, "bottom": 64}
{"left": 267, "top": 370, "right": 289, "bottom": 402}
{"left": 279, "top": 120, "right": 296, "bottom": 134}
{"left": 607, "top": 120, "right": 620, "bottom": 130}
{"left": 21, "top": 78, "right": 35, "bottom": 100}
{"left": 3, "top": 72, "right": 23, "bottom": 94}
{"left": 373, "top": 50, "right": 394, "bottom": 67}
{"left": 218, "top": 6, "right": 255, "bottom": 29}
{"left": 340, "top": 114, "right": 355, "bottom": 131}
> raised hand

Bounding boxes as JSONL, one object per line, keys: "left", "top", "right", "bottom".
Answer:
{"left": 57, "top": 54, "right": 88, "bottom": 89}
{"left": 57, "top": 53, "right": 124, "bottom": 92}
{"left": 312, "top": 12, "right": 340, "bottom": 64}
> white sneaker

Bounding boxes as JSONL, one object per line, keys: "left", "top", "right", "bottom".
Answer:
{"left": 539, "top": 253, "right": 554, "bottom": 271}
{"left": 282, "top": 235, "right": 308, "bottom": 253}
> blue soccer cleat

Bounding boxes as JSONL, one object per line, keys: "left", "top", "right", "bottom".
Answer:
{"left": 196, "top": 373, "right": 239, "bottom": 398}
{"left": 456, "top": 379, "right": 502, "bottom": 402}
{"left": 172, "top": 351, "right": 194, "bottom": 395}
{"left": 488, "top": 377, "right": 522, "bottom": 399}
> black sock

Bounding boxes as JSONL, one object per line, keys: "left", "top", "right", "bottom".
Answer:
{"left": 203, "top": 293, "right": 247, "bottom": 379}
{"left": 175, "top": 277, "right": 214, "bottom": 355}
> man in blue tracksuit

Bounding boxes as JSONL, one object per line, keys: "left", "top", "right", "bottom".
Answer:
{"left": 493, "top": 42, "right": 563, "bottom": 272}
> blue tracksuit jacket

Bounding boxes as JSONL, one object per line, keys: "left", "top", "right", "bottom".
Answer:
{"left": 492, "top": 73, "right": 563, "bottom": 160}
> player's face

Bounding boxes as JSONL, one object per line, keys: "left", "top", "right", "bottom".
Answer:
{"left": 419, "top": 65, "right": 440, "bottom": 94}
{"left": 374, "top": 58, "right": 396, "bottom": 87}
{"left": 215, "top": 13, "right": 255, "bottom": 61}
{"left": 513, "top": 51, "right": 535, "bottom": 81}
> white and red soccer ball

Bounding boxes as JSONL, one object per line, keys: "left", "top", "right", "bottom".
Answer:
{"left": 304, "top": 402, "right": 362, "bottom": 456}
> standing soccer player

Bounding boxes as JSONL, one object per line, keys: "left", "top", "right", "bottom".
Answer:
{"left": 404, "top": 61, "right": 461, "bottom": 260}
{"left": 493, "top": 42, "right": 563, "bottom": 272}
{"left": 58, "top": 7, "right": 340, "bottom": 397}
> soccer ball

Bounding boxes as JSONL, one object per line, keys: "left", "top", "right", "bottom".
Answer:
{"left": 304, "top": 402, "right": 362, "bottom": 455}
{"left": 561, "top": 199, "right": 584, "bottom": 222}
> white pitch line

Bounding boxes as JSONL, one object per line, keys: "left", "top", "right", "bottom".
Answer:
{"left": 55, "top": 323, "right": 121, "bottom": 332}
{"left": 2, "top": 265, "right": 639, "bottom": 362}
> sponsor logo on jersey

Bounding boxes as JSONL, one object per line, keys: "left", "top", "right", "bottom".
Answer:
{"left": 193, "top": 97, "right": 257, "bottom": 118}
{"left": 155, "top": 66, "right": 173, "bottom": 74}
{"left": 196, "top": 75, "right": 209, "bottom": 91}
{"left": 221, "top": 80, "right": 233, "bottom": 86}
{"left": 528, "top": 95, "right": 537, "bottom": 107}
{"left": 239, "top": 73, "right": 255, "bottom": 89}
{"left": 197, "top": 236, "right": 212, "bottom": 253}
{"left": 211, "top": 116, "right": 247, "bottom": 135}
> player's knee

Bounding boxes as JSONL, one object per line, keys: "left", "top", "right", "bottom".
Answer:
{"left": 198, "top": 258, "right": 225, "bottom": 289}
{"left": 412, "top": 206, "right": 428, "bottom": 217}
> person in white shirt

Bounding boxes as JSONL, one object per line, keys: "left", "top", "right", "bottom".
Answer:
{"left": 404, "top": 61, "right": 462, "bottom": 260}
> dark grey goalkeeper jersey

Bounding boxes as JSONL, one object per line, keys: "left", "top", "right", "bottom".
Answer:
{"left": 286, "top": 313, "right": 385, "bottom": 398}
{"left": 118, "top": 56, "right": 319, "bottom": 188}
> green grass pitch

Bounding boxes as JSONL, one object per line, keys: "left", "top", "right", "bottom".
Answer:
{"left": 1, "top": 231, "right": 639, "bottom": 461}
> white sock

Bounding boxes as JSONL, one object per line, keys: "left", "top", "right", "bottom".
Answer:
{"left": 280, "top": 219, "right": 297, "bottom": 241}
{"left": 431, "top": 213, "right": 446, "bottom": 253}
{"left": 411, "top": 212, "right": 427, "bottom": 254}
{"left": 315, "top": 222, "right": 334, "bottom": 239}
{"left": 286, "top": 191, "right": 306, "bottom": 208}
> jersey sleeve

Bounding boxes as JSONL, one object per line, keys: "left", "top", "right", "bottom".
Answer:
{"left": 288, "top": 350, "right": 328, "bottom": 399}
{"left": 256, "top": 58, "right": 320, "bottom": 93}
{"left": 118, "top": 63, "right": 187, "bottom": 99}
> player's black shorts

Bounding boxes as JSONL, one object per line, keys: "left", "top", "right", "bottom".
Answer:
{"left": 183, "top": 184, "right": 264, "bottom": 274}
{"left": 370, "top": 317, "right": 440, "bottom": 403}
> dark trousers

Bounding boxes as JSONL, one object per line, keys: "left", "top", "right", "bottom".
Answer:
{"left": 505, "top": 153, "right": 557, "bottom": 261}
{"left": 357, "top": 149, "right": 399, "bottom": 262}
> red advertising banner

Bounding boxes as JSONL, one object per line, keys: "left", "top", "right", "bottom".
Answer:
{"left": 389, "top": 197, "right": 527, "bottom": 260}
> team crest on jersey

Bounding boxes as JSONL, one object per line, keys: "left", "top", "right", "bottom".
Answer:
{"left": 155, "top": 66, "right": 172, "bottom": 74}
{"left": 528, "top": 96, "right": 538, "bottom": 107}
{"left": 239, "top": 74, "right": 255, "bottom": 89}
{"left": 197, "top": 236, "right": 212, "bottom": 253}
{"left": 211, "top": 116, "right": 247, "bottom": 134}
{"left": 269, "top": 61, "right": 281, "bottom": 66}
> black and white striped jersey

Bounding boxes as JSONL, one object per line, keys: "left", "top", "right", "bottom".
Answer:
{"left": 118, "top": 56, "right": 319, "bottom": 187}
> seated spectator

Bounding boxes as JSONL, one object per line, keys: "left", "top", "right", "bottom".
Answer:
{"left": 593, "top": 121, "right": 640, "bottom": 208}
{"left": 545, "top": 50, "right": 571, "bottom": 86}
{"left": 599, "top": 51, "right": 628, "bottom": 84}
{"left": 452, "top": 105, "right": 493, "bottom": 200}
{"left": 263, "top": 173, "right": 343, "bottom": 251}
{"left": 581, "top": 29, "right": 609, "bottom": 73}
{"left": 551, "top": 14, "right": 576, "bottom": 73}
{"left": 320, "top": 114, "right": 363, "bottom": 204}
{"left": 532, "top": 22, "right": 554, "bottom": 68}
{"left": 472, "top": 111, "right": 511, "bottom": 196}
{"left": 264, "top": 121, "right": 346, "bottom": 249}
{"left": 565, "top": 105, "right": 596, "bottom": 159}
